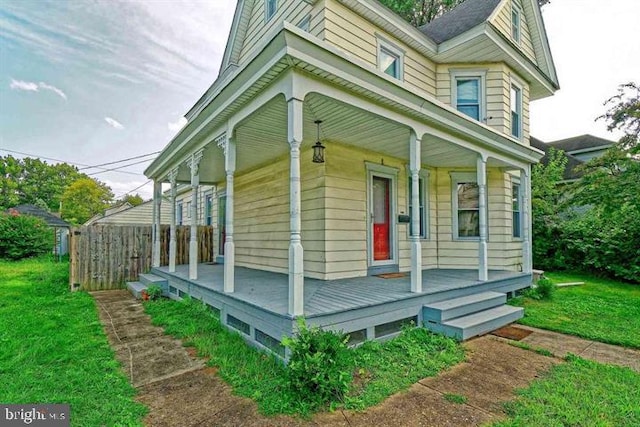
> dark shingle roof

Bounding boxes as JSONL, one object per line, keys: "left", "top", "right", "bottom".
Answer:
{"left": 547, "top": 134, "right": 614, "bottom": 153}
{"left": 531, "top": 137, "right": 584, "bottom": 181}
{"left": 8, "top": 204, "right": 71, "bottom": 228}
{"left": 419, "top": 0, "right": 502, "bottom": 44}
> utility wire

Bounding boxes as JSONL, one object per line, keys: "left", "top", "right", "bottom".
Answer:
{"left": 78, "top": 151, "right": 160, "bottom": 170}
{"left": 87, "top": 158, "right": 154, "bottom": 176}
{"left": 114, "top": 180, "right": 152, "bottom": 199}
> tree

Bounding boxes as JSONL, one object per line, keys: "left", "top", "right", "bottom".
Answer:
{"left": 119, "top": 193, "right": 144, "bottom": 207}
{"left": 598, "top": 82, "right": 640, "bottom": 154}
{"left": 61, "top": 178, "right": 114, "bottom": 225}
{"left": 379, "top": 0, "right": 550, "bottom": 26}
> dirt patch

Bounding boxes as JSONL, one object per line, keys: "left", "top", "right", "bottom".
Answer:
{"left": 492, "top": 325, "right": 533, "bottom": 341}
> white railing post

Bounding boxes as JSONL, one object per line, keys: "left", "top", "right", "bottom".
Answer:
{"left": 186, "top": 150, "right": 203, "bottom": 280}
{"left": 219, "top": 134, "right": 236, "bottom": 293}
{"left": 522, "top": 165, "right": 532, "bottom": 273}
{"left": 410, "top": 132, "right": 422, "bottom": 293}
{"left": 477, "top": 155, "right": 488, "bottom": 281}
{"left": 168, "top": 167, "right": 178, "bottom": 273}
{"left": 287, "top": 98, "right": 304, "bottom": 316}
{"left": 152, "top": 180, "right": 162, "bottom": 268}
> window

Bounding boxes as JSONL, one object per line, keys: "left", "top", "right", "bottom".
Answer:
{"left": 176, "top": 201, "right": 183, "bottom": 225}
{"left": 451, "top": 70, "right": 486, "bottom": 122}
{"left": 186, "top": 201, "right": 192, "bottom": 219}
{"left": 451, "top": 173, "right": 480, "bottom": 239}
{"left": 218, "top": 194, "right": 226, "bottom": 256}
{"left": 205, "top": 194, "right": 213, "bottom": 226}
{"left": 298, "top": 14, "right": 311, "bottom": 32}
{"left": 265, "top": 0, "right": 277, "bottom": 22}
{"left": 511, "top": 2, "right": 521, "bottom": 43}
{"left": 511, "top": 83, "right": 522, "bottom": 138}
{"left": 377, "top": 39, "right": 404, "bottom": 80}
{"left": 512, "top": 181, "right": 522, "bottom": 238}
{"left": 408, "top": 174, "right": 429, "bottom": 239}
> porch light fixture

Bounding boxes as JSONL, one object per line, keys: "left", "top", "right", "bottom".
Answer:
{"left": 312, "top": 120, "right": 325, "bottom": 163}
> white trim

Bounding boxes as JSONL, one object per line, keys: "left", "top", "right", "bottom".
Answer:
{"left": 450, "top": 171, "right": 481, "bottom": 241}
{"left": 366, "top": 162, "right": 399, "bottom": 268}
{"left": 376, "top": 35, "right": 405, "bottom": 81}
{"left": 450, "top": 69, "right": 487, "bottom": 123}
{"left": 406, "top": 170, "right": 429, "bottom": 240}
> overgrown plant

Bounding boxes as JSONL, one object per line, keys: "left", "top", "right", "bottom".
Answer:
{"left": 282, "top": 319, "right": 353, "bottom": 410}
{"left": 0, "top": 212, "right": 53, "bottom": 260}
{"left": 146, "top": 284, "right": 163, "bottom": 301}
{"left": 526, "top": 278, "right": 556, "bottom": 300}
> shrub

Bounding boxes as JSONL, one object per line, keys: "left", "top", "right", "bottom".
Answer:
{"left": 0, "top": 212, "right": 53, "bottom": 260}
{"left": 526, "top": 277, "right": 556, "bottom": 300}
{"left": 282, "top": 319, "right": 353, "bottom": 409}
{"left": 146, "top": 284, "right": 163, "bottom": 300}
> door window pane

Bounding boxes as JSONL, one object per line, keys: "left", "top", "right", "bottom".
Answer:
{"left": 457, "top": 182, "right": 479, "bottom": 237}
{"left": 373, "top": 177, "right": 388, "bottom": 223}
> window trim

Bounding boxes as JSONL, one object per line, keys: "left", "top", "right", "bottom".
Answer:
{"left": 407, "top": 170, "right": 430, "bottom": 240}
{"left": 450, "top": 172, "right": 483, "bottom": 241}
{"left": 297, "top": 14, "right": 311, "bottom": 32}
{"left": 450, "top": 69, "right": 487, "bottom": 123}
{"left": 204, "top": 193, "right": 213, "bottom": 226}
{"left": 511, "top": 1, "right": 522, "bottom": 44}
{"left": 265, "top": 0, "right": 277, "bottom": 22}
{"left": 376, "top": 36, "right": 405, "bottom": 81}
{"left": 511, "top": 176, "right": 523, "bottom": 240}
{"left": 186, "top": 201, "right": 192, "bottom": 219}
{"left": 176, "top": 201, "right": 183, "bottom": 226}
{"left": 510, "top": 79, "right": 523, "bottom": 139}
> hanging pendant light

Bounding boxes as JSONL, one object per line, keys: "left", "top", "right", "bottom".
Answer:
{"left": 312, "top": 120, "right": 325, "bottom": 164}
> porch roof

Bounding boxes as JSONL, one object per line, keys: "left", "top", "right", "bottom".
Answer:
{"left": 145, "top": 23, "right": 543, "bottom": 183}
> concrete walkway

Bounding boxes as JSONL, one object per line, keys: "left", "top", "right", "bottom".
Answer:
{"left": 512, "top": 325, "right": 640, "bottom": 372}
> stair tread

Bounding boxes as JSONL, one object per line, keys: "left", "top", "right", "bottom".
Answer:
{"left": 126, "top": 281, "right": 147, "bottom": 291}
{"left": 139, "top": 273, "right": 166, "bottom": 281}
{"left": 443, "top": 305, "right": 523, "bottom": 328}
{"left": 424, "top": 291, "right": 505, "bottom": 310}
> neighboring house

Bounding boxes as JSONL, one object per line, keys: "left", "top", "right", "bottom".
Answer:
{"left": 547, "top": 134, "right": 614, "bottom": 163}
{"left": 530, "top": 137, "right": 584, "bottom": 182}
{"left": 142, "top": 0, "right": 558, "bottom": 354}
{"left": 84, "top": 201, "right": 173, "bottom": 226}
{"left": 8, "top": 204, "right": 71, "bottom": 256}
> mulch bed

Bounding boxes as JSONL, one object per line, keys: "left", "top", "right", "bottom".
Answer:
{"left": 492, "top": 326, "right": 533, "bottom": 341}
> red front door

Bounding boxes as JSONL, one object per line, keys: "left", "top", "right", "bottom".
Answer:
{"left": 372, "top": 176, "right": 391, "bottom": 261}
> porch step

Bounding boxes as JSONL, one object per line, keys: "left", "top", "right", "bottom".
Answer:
{"left": 139, "top": 273, "right": 168, "bottom": 287}
{"left": 423, "top": 291, "right": 506, "bottom": 322}
{"left": 425, "top": 305, "right": 524, "bottom": 341}
{"left": 126, "top": 281, "right": 147, "bottom": 299}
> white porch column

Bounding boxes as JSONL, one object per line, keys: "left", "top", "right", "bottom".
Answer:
{"left": 152, "top": 180, "right": 162, "bottom": 268}
{"left": 168, "top": 168, "right": 178, "bottom": 273}
{"left": 521, "top": 165, "right": 532, "bottom": 273}
{"left": 222, "top": 135, "right": 236, "bottom": 293}
{"left": 186, "top": 150, "right": 203, "bottom": 280}
{"left": 287, "top": 98, "right": 304, "bottom": 316}
{"left": 409, "top": 132, "right": 422, "bottom": 293}
{"left": 477, "top": 155, "right": 488, "bottom": 281}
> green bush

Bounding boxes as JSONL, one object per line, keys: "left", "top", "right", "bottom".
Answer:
{"left": 0, "top": 213, "right": 53, "bottom": 260}
{"left": 282, "top": 319, "right": 353, "bottom": 409}
{"left": 535, "top": 278, "right": 556, "bottom": 300}
{"left": 146, "top": 284, "right": 163, "bottom": 300}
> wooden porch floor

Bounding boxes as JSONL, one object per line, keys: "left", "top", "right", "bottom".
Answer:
{"left": 154, "top": 264, "right": 527, "bottom": 318}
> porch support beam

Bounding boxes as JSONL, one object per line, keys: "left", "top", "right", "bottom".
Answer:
{"left": 521, "top": 166, "right": 532, "bottom": 274}
{"left": 152, "top": 180, "right": 162, "bottom": 268}
{"left": 187, "top": 150, "right": 203, "bottom": 280}
{"left": 168, "top": 168, "right": 178, "bottom": 273}
{"left": 409, "top": 132, "right": 422, "bottom": 293}
{"left": 287, "top": 98, "right": 304, "bottom": 316}
{"left": 477, "top": 155, "right": 488, "bottom": 281}
{"left": 222, "top": 135, "right": 236, "bottom": 293}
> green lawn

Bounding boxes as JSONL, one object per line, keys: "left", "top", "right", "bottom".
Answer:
{"left": 510, "top": 271, "right": 640, "bottom": 349}
{"left": 0, "top": 257, "right": 146, "bottom": 426}
{"left": 143, "top": 298, "right": 465, "bottom": 416}
{"left": 494, "top": 355, "right": 640, "bottom": 427}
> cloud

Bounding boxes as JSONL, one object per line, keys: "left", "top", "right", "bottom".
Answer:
{"left": 9, "top": 78, "right": 67, "bottom": 100}
{"left": 104, "top": 117, "right": 124, "bottom": 130}
{"left": 168, "top": 116, "right": 187, "bottom": 132}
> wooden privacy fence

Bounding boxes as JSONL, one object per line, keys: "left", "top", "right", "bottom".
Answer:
{"left": 69, "top": 225, "right": 215, "bottom": 291}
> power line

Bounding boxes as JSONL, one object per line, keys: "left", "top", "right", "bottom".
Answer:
{"left": 78, "top": 151, "right": 160, "bottom": 170}
{"left": 114, "top": 180, "right": 152, "bottom": 199}
{"left": 87, "top": 158, "right": 154, "bottom": 176}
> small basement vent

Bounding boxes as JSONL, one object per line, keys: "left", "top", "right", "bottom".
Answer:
{"left": 169, "top": 286, "right": 177, "bottom": 295}
{"left": 206, "top": 304, "right": 220, "bottom": 317}
{"left": 347, "top": 329, "right": 367, "bottom": 346}
{"left": 227, "top": 314, "right": 250, "bottom": 335}
{"left": 375, "top": 316, "right": 417, "bottom": 338}
{"left": 255, "top": 329, "right": 285, "bottom": 357}
{"left": 178, "top": 289, "right": 187, "bottom": 298}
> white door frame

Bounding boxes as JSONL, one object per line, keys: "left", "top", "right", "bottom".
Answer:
{"left": 366, "top": 162, "right": 399, "bottom": 269}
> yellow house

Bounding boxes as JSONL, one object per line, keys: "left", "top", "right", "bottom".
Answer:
{"left": 143, "top": 0, "right": 558, "bottom": 355}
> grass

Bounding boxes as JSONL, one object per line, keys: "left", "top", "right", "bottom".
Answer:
{"left": 0, "top": 257, "right": 147, "bottom": 426}
{"left": 494, "top": 355, "right": 640, "bottom": 427}
{"left": 443, "top": 393, "right": 467, "bottom": 404}
{"left": 509, "top": 271, "right": 640, "bottom": 348}
{"left": 143, "top": 298, "right": 465, "bottom": 416}
{"left": 506, "top": 340, "right": 554, "bottom": 357}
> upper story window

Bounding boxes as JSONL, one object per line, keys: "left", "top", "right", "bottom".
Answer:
{"left": 511, "top": 82, "right": 522, "bottom": 139}
{"left": 408, "top": 172, "right": 429, "bottom": 239}
{"left": 298, "top": 14, "right": 311, "bottom": 32}
{"left": 177, "top": 201, "right": 183, "bottom": 226}
{"left": 451, "top": 70, "right": 486, "bottom": 122}
{"left": 511, "top": 2, "right": 522, "bottom": 43}
{"left": 451, "top": 172, "right": 480, "bottom": 239}
{"left": 377, "top": 38, "right": 404, "bottom": 80}
{"left": 512, "top": 179, "right": 522, "bottom": 238}
{"left": 265, "top": 0, "right": 277, "bottom": 22}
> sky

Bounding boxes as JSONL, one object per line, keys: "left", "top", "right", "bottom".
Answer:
{"left": 1, "top": 0, "right": 639, "bottom": 201}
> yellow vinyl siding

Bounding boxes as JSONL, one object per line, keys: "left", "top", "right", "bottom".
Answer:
{"left": 323, "top": 0, "right": 437, "bottom": 96}
{"left": 491, "top": 0, "right": 537, "bottom": 64}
